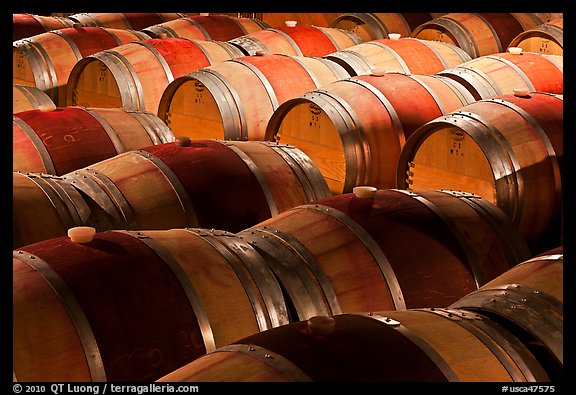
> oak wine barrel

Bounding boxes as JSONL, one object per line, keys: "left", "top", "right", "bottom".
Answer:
{"left": 324, "top": 37, "right": 471, "bottom": 76}
{"left": 411, "top": 13, "right": 544, "bottom": 58}
{"left": 13, "top": 227, "right": 289, "bottom": 381}
{"left": 142, "top": 15, "right": 269, "bottom": 41}
{"left": 13, "top": 172, "right": 92, "bottom": 249}
{"left": 328, "top": 13, "right": 444, "bottom": 41}
{"left": 227, "top": 21, "right": 363, "bottom": 57}
{"left": 437, "top": 50, "right": 563, "bottom": 100}
{"left": 261, "top": 13, "right": 343, "bottom": 28}
{"left": 13, "top": 84, "right": 55, "bottom": 113}
{"left": 13, "top": 13, "right": 74, "bottom": 41}
{"left": 450, "top": 247, "right": 563, "bottom": 380}
{"left": 266, "top": 71, "right": 475, "bottom": 194}
{"left": 13, "top": 106, "right": 174, "bottom": 175}
{"left": 396, "top": 91, "right": 563, "bottom": 248}
{"left": 508, "top": 18, "right": 563, "bottom": 55}
{"left": 238, "top": 188, "right": 531, "bottom": 318}
{"left": 68, "top": 12, "right": 185, "bottom": 31}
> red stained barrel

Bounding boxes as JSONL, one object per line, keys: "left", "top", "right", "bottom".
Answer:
{"left": 239, "top": 189, "right": 531, "bottom": 318}
{"left": 13, "top": 228, "right": 289, "bottom": 381}
{"left": 13, "top": 106, "right": 174, "bottom": 175}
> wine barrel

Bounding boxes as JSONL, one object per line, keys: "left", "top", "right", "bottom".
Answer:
{"left": 157, "top": 52, "right": 350, "bottom": 141}
{"left": 262, "top": 13, "right": 343, "bottom": 28}
{"left": 396, "top": 92, "right": 563, "bottom": 247}
{"left": 158, "top": 307, "right": 548, "bottom": 382}
{"left": 13, "top": 172, "right": 92, "bottom": 249}
{"left": 142, "top": 15, "right": 270, "bottom": 41}
{"left": 13, "top": 13, "right": 74, "bottom": 41}
{"left": 66, "top": 37, "right": 244, "bottom": 113}
{"left": 141, "top": 18, "right": 211, "bottom": 40}
{"left": 227, "top": 21, "right": 363, "bottom": 57}
{"left": 508, "top": 18, "right": 563, "bottom": 55}
{"left": 13, "top": 227, "right": 289, "bottom": 382}
{"left": 324, "top": 37, "right": 471, "bottom": 76}
{"left": 266, "top": 71, "right": 476, "bottom": 194}
{"left": 61, "top": 139, "right": 326, "bottom": 235}
{"left": 68, "top": 12, "right": 185, "bottom": 31}
{"left": 328, "top": 13, "right": 443, "bottom": 41}
{"left": 437, "top": 50, "right": 563, "bottom": 100}
{"left": 13, "top": 106, "right": 174, "bottom": 175}
{"left": 143, "top": 15, "right": 269, "bottom": 41}
{"left": 238, "top": 189, "right": 531, "bottom": 319}
{"left": 13, "top": 84, "right": 55, "bottom": 113}
{"left": 450, "top": 247, "right": 563, "bottom": 380}
{"left": 411, "top": 13, "right": 544, "bottom": 58}
{"left": 13, "top": 26, "right": 151, "bottom": 107}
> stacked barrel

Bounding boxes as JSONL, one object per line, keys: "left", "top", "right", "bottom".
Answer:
{"left": 12, "top": 12, "right": 563, "bottom": 383}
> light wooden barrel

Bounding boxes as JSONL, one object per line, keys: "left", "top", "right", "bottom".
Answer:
{"left": 65, "top": 37, "right": 244, "bottom": 113}
{"left": 238, "top": 189, "right": 530, "bottom": 319}
{"left": 437, "top": 50, "right": 563, "bottom": 100}
{"left": 13, "top": 26, "right": 151, "bottom": 107}
{"left": 13, "top": 227, "right": 289, "bottom": 381}
{"left": 142, "top": 15, "right": 269, "bottom": 41}
{"left": 13, "top": 13, "right": 74, "bottom": 41}
{"left": 68, "top": 12, "right": 185, "bottom": 30}
{"left": 141, "top": 18, "right": 211, "bottom": 40}
{"left": 13, "top": 106, "right": 174, "bottom": 175}
{"left": 324, "top": 37, "right": 471, "bottom": 76}
{"left": 396, "top": 92, "right": 563, "bottom": 247}
{"left": 450, "top": 247, "right": 563, "bottom": 380}
{"left": 411, "top": 13, "right": 544, "bottom": 58}
{"left": 265, "top": 71, "right": 476, "bottom": 194}
{"left": 13, "top": 84, "right": 55, "bottom": 113}
{"left": 157, "top": 53, "right": 350, "bottom": 141}
{"left": 65, "top": 139, "right": 330, "bottom": 232}
{"left": 13, "top": 172, "right": 92, "bottom": 249}
{"left": 227, "top": 22, "right": 363, "bottom": 57}
{"left": 261, "top": 13, "right": 343, "bottom": 28}
{"left": 328, "top": 13, "right": 443, "bottom": 41}
{"left": 158, "top": 306, "right": 548, "bottom": 382}
{"left": 508, "top": 18, "right": 563, "bottom": 55}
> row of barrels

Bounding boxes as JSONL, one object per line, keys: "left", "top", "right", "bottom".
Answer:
{"left": 13, "top": 13, "right": 266, "bottom": 41}
{"left": 12, "top": 13, "right": 443, "bottom": 41}
{"left": 14, "top": 32, "right": 563, "bottom": 124}
{"left": 14, "top": 12, "right": 563, "bottom": 110}
{"left": 15, "top": 12, "right": 563, "bottom": 57}
{"left": 15, "top": 187, "right": 561, "bottom": 382}
{"left": 331, "top": 13, "right": 562, "bottom": 57}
